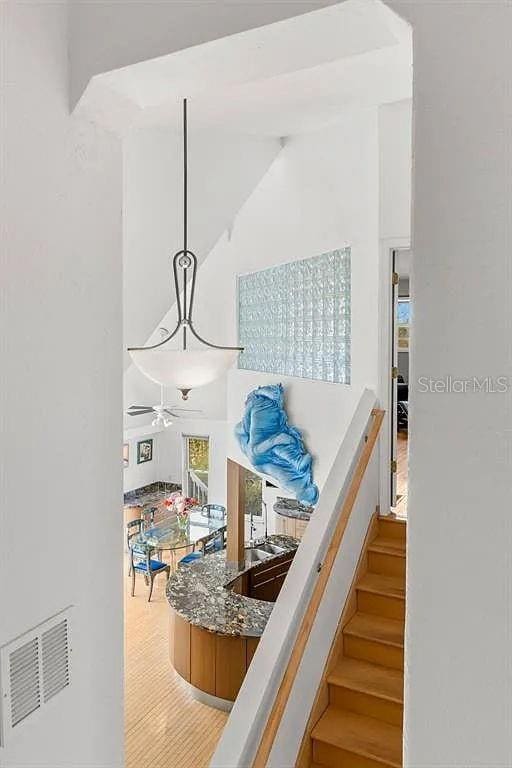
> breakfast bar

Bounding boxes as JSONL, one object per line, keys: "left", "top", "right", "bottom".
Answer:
{"left": 167, "top": 534, "right": 298, "bottom": 707}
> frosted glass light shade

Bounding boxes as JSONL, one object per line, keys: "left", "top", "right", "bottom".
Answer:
{"left": 129, "top": 348, "right": 239, "bottom": 390}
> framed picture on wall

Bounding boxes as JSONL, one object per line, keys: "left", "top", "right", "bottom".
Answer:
{"left": 397, "top": 298, "right": 411, "bottom": 351}
{"left": 137, "top": 439, "right": 153, "bottom": 464}
{"left": 123, "top": 442, "right": 129, "bottom": 469}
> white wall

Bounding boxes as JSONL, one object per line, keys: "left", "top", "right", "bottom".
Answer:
{"left": 379, "top": 98, "right": 412, "bottom": 241}
{"left": 123, "top": 426, "right": 163, "bottom": 492}
{"left": 0, "top": 3, "right": 123, "bottom": 767}
{"left": 222, "top": 111, "right": 382, "bottom": 490}
{"left": 383, "top": 3, "right": 512, "bottom": 766}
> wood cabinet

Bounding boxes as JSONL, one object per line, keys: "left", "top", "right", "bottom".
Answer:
{"left": 215, "top": 635, "right": 247, "bottom": 701}
{"left": 246, "top": 637, "right": 259, "bottom": 667}
{"left": 169, "top": 611, "right": 261, "bottom": 702}
{"left": 248, "top": 553, "right": 295, "bottom": 603}
{"left": 170, "top": 611, "right": 191, "bottom": 681}
{"left": 275, "top": 514, "right": 309, "bottom": 539}
{"left": 190, "top": 625, "right": 216, "bottom": 695}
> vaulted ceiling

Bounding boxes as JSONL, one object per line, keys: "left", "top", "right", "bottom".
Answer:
{"left": 72, "top": 0, "right": 411, "bottom": 426}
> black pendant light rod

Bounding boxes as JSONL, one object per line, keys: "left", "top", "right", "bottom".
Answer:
{"left": 128, "top": 99, "right": 243, "bottom": 354}
{"left": 182, "top": 99, "right": 188, "bottom": 350}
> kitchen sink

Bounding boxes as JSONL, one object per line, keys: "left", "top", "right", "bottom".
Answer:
{"left": 244, "top": 542, "right": 287, "bottom": 563}
{"left": 255, "top": 542, "right": 286, "bottom": 556}
{"left": 245, "top": 547, "right": 272, "bottom": 563}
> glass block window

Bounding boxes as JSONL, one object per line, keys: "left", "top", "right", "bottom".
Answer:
{"left": 238, "top": 248, "right": 351, "bottom": 384}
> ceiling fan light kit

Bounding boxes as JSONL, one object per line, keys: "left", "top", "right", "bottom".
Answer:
{"left": 127, "top": 385, "right": 202, "bottom": 428}
{"left": 128, "top": 98, "right": 243, "bottom": 400}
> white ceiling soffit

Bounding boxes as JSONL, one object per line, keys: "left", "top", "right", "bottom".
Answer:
{"left": 75, "top": 0, "right": 411, "bottom": 137}
{"left": 139, "top": 45, "right": 412, "bottom": 138}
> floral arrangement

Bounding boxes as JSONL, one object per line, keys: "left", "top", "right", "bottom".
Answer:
{"left": 164, "top": 492, "right": 198, "bottom": 529}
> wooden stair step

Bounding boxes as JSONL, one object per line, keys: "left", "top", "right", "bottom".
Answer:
{"left": 357, "top": 573, "right": 405, "bottom": 600}
{"left": 311, "top": 707, "right": 402, "bottom": 768}
{"left": 328, "top": 657, "right": 403, "bottom": 704}
{"left": 344, "top": 613, "right": 404, "bottom": 648}
{"left": 377, "top": 517, "right": 407, "bottom": 542}
{"left": 368, "top": 537, "right": 406, "bottom": 558}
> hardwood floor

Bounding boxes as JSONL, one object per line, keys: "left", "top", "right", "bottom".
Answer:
{"left": 125, "top": 559, "right": 227, "bottom": 768}
{"left": 395, "top": 431, "right": 408, "bottom": 517}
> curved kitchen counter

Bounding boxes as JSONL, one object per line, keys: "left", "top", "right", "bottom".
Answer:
{"left": 166, "top": 534, "right": 298, "bottom": 706}
{"left": 166, "top": 534, "right": 298, "bottom": 637}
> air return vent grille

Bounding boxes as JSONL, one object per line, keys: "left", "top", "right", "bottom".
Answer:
{"left": 42, "top": 620, "right": 70, "bottom": 703}
{"left": 0, "top": 608, "right": 72, "bottom": 746}
{"left": 9, "top": 638, "right": 40, "bottom": 727}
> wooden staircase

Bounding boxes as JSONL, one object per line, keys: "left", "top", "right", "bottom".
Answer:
{"left": 308, "top": 515, "right": 406, "bottom": 768}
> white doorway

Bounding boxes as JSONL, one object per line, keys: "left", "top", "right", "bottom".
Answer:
{"left": 390, "top": 248, "right": 411, "bottom": 515}
{"left": 182, "top": 435, "right": 210, "bottom": 505}
{"left": 378, "top": 241, "right": 411, "bottom": 516}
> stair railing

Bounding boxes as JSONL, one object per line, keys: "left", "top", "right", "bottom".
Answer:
{"left": 250, "top": 406, "right": 385, "bottom": 768}
{"left": 187, "top": 468, "right": 208, "bottom": 505}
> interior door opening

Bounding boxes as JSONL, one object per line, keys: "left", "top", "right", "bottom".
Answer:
{"left": 391, "top": 248, "right": 411, "bottom": 517}
{"left": 183, "top": 435, "right": 210, "bottom": 505}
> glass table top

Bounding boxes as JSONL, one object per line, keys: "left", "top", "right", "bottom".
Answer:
{"left": 132, "top": 509, "right": 226, "bottom": 552}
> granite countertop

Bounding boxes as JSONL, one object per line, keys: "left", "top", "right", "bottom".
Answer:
{"left": 273, "top": 497, "right": 313, "bottom": 521}
{"left": 166, "top": 534, "right": 298, "bottom": 638}
{"left": 124, "top": 481, "right": 180, "bottom": 507}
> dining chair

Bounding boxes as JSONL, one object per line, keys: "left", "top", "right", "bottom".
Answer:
{"left": 126, "top": 518, "right": 143, "bottom": 550}
{"left": 178, "top": 526, "right": 226, "bottom": 567}
{"left": 198, "top": 528, "right": 226, "bottom": 556}
{"left": 201, "top": 503, "right": 226, "bottom": 521}
{"left": 142, "top": 506, "right": 157, "bottom": 528}
{"left": 130, "top": 542, "right": 170, "bottom": 602}
{"left": 178, "top": 551, "right": 204, "bottom": 567}
{"left": 126, "top": 518, "right": 143, "bottom": 576}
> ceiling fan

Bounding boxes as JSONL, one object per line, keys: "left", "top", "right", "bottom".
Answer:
{"left": 127, "top": 385, "right": 202, "bottom": 428}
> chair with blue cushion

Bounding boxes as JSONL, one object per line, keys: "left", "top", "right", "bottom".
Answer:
{"left": 197, "top": 528, "right": 226, "bottom": 556}
{"left": 126, "top": 518, "right": 143, "bottom": 575}
{"left": 130, "top": 542, "right": 170, "bottom": 602}
{"left": 201, "top": 503, "right": 226, "bottom": 521}
{"left": 178, "top": 527, "right": 225, "bottom": 566}
{"left": 178, "top": 551, "right": 204, "bottom": 567}
{"left": 203, "top": 532, "right": 225, "bottom": 555}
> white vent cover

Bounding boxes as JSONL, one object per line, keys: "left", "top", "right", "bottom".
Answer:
{"left": 0, "top": 607, "right": 72, "bottom": 746}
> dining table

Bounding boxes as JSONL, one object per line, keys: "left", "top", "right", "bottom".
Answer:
{"left": 131, "top": 508, "right": 227, "bottom": 569}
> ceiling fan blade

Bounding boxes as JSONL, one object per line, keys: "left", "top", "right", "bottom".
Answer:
{"left": 164, "top": 408, "right": 203, "bottom": 417}
{"left": 128, "top": 405, "right": 154, "bottom": 411}
{"left": 127, "top": 407, "right": 154, "bottom": 415}
{"left": 166, "top": 407, "right": 203, "bottom": 413}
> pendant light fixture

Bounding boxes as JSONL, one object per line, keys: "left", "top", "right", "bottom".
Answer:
{"left": 128, "top": 99, "right": 243, "bottom": 400}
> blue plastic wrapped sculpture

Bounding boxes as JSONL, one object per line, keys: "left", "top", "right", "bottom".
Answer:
{"left": 235, "top": 384, "right": 319, "bottom": 506}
